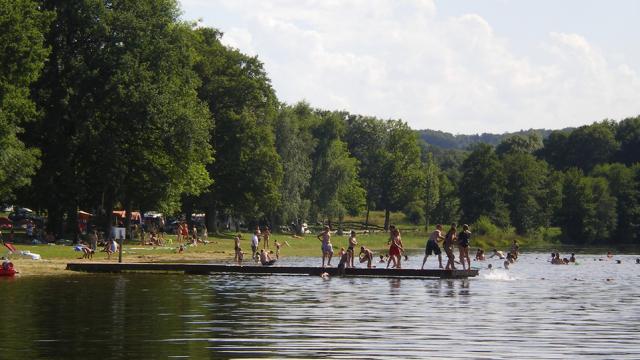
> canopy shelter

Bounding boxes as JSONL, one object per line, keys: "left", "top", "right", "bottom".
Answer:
{"left": 77, "top": 211, "right": 93, "bottom": 221}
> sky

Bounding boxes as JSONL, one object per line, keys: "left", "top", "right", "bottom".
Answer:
{"left": 179, "top": 0, "right": 640, "bottom": 134}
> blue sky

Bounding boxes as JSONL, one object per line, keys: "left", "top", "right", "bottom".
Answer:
{"left": 179, "top": 0, "right": 640, "bottom": 134}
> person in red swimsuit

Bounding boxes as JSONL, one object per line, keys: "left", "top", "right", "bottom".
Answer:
{"left": 386, "top": 225, "right": 404, "bottom": 269}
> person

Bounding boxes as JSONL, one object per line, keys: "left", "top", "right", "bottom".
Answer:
{"left": 569, "top": 253, "right": 576, "bottom": 263}
{"left": 180, "top": 223, "right": 189, "bottom": 244}
{"left": 510, "top": 240, "right": 520, "bottom": 260}
{"left": 347, "top": 231, "right": 358, "bottom": 268}
{"left": 636, "top": 258, "right": 639, "bottom": 264}
{"left": 475, "top": 248, "right": 485, "bottom": 261}
{"left": 386, "top": 225, "right": 403, "bottom": 269}
{"left": 379, "top": 255, "right": 385, "bottom": 263}
{"left": 457, "top": 224, "right": 471, "bottom": 270}
{"left": 422, "top": 224, "right": 444, "bottom": 269}
{"left": 503, "top": 260, "right": 510, "bottom": 270}
{"left": 251, "top": 230, "right": 260, "bottom": 261}
{"left": 490, "top": 249, "right": 505, "bottom": 259}
{"left": 234, "top": 234, "right": 242, "bottom": 264}
{"left": 606, "top": 251, "right": 613, "bottom": 259}
{"left": 259, "top": 249, "right": 276, "bottom": 266}
{"left": 1, "top": 257, "right": 14, "bottom": 272}
{"left": 274, "top": 240, "right": 281, "bottom": 259}
{"left": 487, "top": 263, "right": 493, "bottom": 270}
{"left": 317, "top": 225, "right": 333, "bottom": 267}
{"left": 262, "top": 226, "right": 271, "bottom": 250}
{"left": 359, "top": 246, "right": 374, "bottom": 268}
{"left": 90, "top": 229, "right": 98, "bottom": 251}
{"left": 104, "top": 237, "right": 118, "bottom": 260}
{"left": 443, "top": 223, "right": 457, "bottom": 270}
{"left": 337, "top": 247, "right": 350, "bottom": 273}
{"left": 191, "top": 225, "right": 199, "bottom": 245}
{"left": 26, "top": 220, "right": 34, "bottom": 240}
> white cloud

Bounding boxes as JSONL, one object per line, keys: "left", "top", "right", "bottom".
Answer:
{"left": 180, "top": 0, "right": 640, "bottom": 133}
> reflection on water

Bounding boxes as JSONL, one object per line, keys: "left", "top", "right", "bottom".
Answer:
{"left": 1, "top": 253, "right": 639, "bottom": 359}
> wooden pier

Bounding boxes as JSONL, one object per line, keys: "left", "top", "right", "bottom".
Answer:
{"left": 66, "top": 262, "right": 478, "bottom": 279}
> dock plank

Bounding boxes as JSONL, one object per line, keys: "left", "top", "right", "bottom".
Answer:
{"left": 66, "top": 262, "right": 478, "bottom": 279}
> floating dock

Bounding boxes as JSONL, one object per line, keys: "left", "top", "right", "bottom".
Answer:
{"left": 66, "top": 262, "right": 478, "bottom": 279}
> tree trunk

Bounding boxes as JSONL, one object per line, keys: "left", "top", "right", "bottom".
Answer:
{"left": 384, "top": 208, "right": 390, "bottom": 231}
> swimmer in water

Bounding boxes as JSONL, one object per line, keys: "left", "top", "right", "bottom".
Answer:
{"left": 569, "top": 253, "right": 576, "bottom": 263}
{"left": 503, "top": 260, "right": 509, "bottom": 270}
{"left": 490, "top": 249, "right": 505, "bottom": 260}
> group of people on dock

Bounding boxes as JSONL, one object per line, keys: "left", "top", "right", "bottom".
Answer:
{"left": 421, "top": 223, "right": 472, "bottom": 271}
{"left": 234, "top": 226, "right": 281, "bottom": 266}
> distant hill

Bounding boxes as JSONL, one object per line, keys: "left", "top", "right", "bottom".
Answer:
{"left": 416, "top": 128, "right": 574, "bottom": 150}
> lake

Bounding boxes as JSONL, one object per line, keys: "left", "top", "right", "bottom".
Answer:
{"left": 1, "top": 253, "right": 639, "bottom": 359}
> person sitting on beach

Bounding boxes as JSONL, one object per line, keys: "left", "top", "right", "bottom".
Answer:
{"left": 490, "top": 249, "right": 505, "bottom": 259}
{"left": 569, "top": 253, "right": 576, "bottom": 263}
{"left": 259, "top": 249, "right": 276, "bottom": 266}
{"left": 2, "top": 257, "right": 14, "bottom": 271}
{"left": 348, "top": 231, "right": 358, "bottom": 268}
{"left": 422, "top": 224, "right": 444, "bottom": 270}
{"left": 475, "top": 248, "right": 485, "bottom": 261}
{"left": 317, "top": 225, "right": 333, "bottom": 268}
{"left": 359, "top": 246, "right": 374, "bottom": 269}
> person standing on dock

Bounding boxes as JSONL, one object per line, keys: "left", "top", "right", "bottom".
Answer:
{"left": 422, "top": 224, "right": 444, "bottom": 269}
{"left": 347, "top": 231, "right": 358, "bottom": 268}
{"left": 318, "top": 225, "right": 334, "bottom": 267}
{"left": 251, "top": 230, "right": 260, "bottom": 261}
{"left": 234, "top": 234, "right": 242, "bottom": 264}
{"left": 457, "top": 224, "right": 471, "bottom": 270}
{"left": 443, "top": 223, "right": 457, "bottom": 270}
{"left": 386, "top": 225, "right": 403, "bottom": 269}
{"left": 262, "top": 226, "right": 271, "bottom": 250}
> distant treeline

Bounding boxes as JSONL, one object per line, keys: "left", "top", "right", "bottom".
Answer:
{"left": 416, "top": 128, "right": 573, "bottom": 150}
{"left": 2, "top": 0, "right": 639, "bottom": 246}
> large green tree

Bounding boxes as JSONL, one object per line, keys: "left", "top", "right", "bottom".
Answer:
{"left": 192, "top": 27, "right": 282, "bottom": 232}
{"left": 459, "top": 144, "right": 509, "bottom": 226}
{"left": 0, "top": 0, "right": 52, "bottom": 201}
{"left": 615, "top": 116, "right": 640, "bottom": 166}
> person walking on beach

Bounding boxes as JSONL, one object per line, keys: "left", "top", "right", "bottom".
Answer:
{"left": 443, "top": 223, "right": 457, "bottom": 270}
{"left": 318, "top": 225, "right": 333, "bottom": 267}
{"left": 347, "top": 230, "right": 358, "bottom": 268}
{"left": 422, "top": 224, "right": 444, "bottom": 269}
{"left": 458, "top": 224, "right": 471, "bottom": 270}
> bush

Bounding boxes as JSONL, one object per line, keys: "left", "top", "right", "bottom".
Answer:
{"left": 403, "top": 201, "right": 425, "bottom": 225}
{"left": 473, "top": 216, "right": 499, "bottom": 236}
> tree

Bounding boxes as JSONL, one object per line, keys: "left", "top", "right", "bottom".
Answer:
{"left": 27, "top": 0, "right": 213, "bottom": 239}
{"left": 422, "top": 153, "right": 440, "bottom": 230}
{"left": 0, "top": 0, "right": 52, "bottom": 202}
{"left": 501, "top": 153, "right": 550, "bottom": 234}
{"left": 376, "top": 120, "right": 424, "bottom": 229}
{"left": 592, "top": 163, "right": 640, "bottom": 243}
{"left": 308, "top": 111, "right": 364, "bottom": 229}
{"left": 615, "top": 116, "right": 640, "bottom": 165}
{"left": 274, "top": 102, "right": 315, "bottom": 232}
{"left": 345, "top": 115, "right": 386, "bottom": 227}
{"left": 459, "top": 144, "right": 509, "bottom": 226}
{"left": 192, "top": 27, "right": 282, "bottom": 232}
{"left": 431, "top": 172, "right": 460, "bottom": 226}
{"left": 559, "top": 168, "right": 617, "bottom": 243}
{"left": 495, "top": 134, "right": 542, "bottom": 156}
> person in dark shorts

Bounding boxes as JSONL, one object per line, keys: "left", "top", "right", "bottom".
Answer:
{"left": 422, "top": 224, "right": 444, "bottom": 269}
{"left": 458, "top": 224, "right": 471, "bottom": 270}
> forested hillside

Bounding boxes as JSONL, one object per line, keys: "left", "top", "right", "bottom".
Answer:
{"left": 1, "top": 0, "right": 639, "bottom": 246}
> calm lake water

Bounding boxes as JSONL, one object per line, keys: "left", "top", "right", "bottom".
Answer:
{"left": 1, "top": 253, "right": 639, "bottom": 359}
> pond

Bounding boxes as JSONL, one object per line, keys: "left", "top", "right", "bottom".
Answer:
{"left": 1, "top": 253, "right": 639, "bottom": 359}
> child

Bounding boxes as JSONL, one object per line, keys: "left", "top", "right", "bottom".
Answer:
{"left": 234, "top": 234, "right": 242, "bottom": 264}
{"left": 275, "top": 240, "right": 281, "bottom": 259}
{"left": 359, "top": 246, "right": 374, "bottom": 269}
